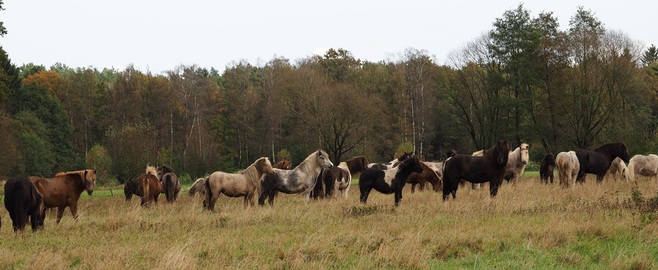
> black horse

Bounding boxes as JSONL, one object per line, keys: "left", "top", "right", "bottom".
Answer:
{"left": 359, "top": 156, "right": 424, "bottom": 206}
{"left": 124, "top": 180, "right": 140, "bottom": 201}
{"left": 575, "top": 142, "right": 630, "bottom": 183}
{"left": 442, "top": 140, "right": 510, "bottom": 201}
{"left": 540, "top": 153, "right": 556, "bottom": 184}
{"left": 4, "top": 177, "right": 45, "bottom": 232}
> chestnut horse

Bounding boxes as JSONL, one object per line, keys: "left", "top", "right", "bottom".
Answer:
{"left": 205, "top": 157, "right": 276, "bottom": 211}
{"left": 442, "top": 140, "right": 510, "bottom": 201}
{"left": 29, "top": 169, "right": 96, "bottom": 223}
{"left": 157, "top": 165, "right": 181, "bottom": 202}
{"left": 138, "top": 166, "right": 162, "bottom": 206}
{"left": 575, "top": 142, "right": 630, "bottom": 183}
{"left": 408, "top": 161, "right": 442, "bottom": 193}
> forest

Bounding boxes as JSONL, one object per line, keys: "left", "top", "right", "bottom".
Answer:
{"left": 0, "top": 4, "right": 657, "bottom": 185}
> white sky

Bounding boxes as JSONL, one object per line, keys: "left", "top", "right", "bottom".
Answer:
{"left": 1, "top": 0, "right": 656, "bottom": 75}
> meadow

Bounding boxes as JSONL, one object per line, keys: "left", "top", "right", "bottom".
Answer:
{"left": 1, "top": 174, "right": 658, "bottom": 269}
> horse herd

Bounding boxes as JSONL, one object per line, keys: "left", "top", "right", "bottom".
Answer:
{"left": 3, "top": 140, "right": 656, "bottom": 232}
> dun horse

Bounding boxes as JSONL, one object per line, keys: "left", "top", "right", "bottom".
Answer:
{"left": 29, "top": 170, "right": 96, "bottom": 223}
{"left": 556, "top": 151, "right": 579, "bottom": 189}
{"left": 204, "top": 157, "right": 276, "bottom": 211}
{"left": 359, "top": 156, "right": 424, "bottom": 206}
{"left": 4, "top": 177, "right": 45, "bottom": 231}
{"left": 575, "top": 142, "right": 630, "bottom": 183}
{"left": 138, "top": 166, "right": 161, "bottom": 206}
{"left": 188, "top": 178, "right": 207, "bottom": 197}
{"left": 259, "top": 150, "right": 334, "bottom": 206}
{"left": 158, "top": 165, "right": 181, "bottom": 202}
{"left": 442, "top": 140, "right": 510, "bottom": 200}
{"left": 627, "top": 154, "right": 658, "bottom": 184}
{"left": 605, "top": 157, "right": 629, "bottom": 182}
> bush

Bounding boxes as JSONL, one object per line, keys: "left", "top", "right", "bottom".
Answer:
{"left": 86, "top": 144, "right": 113, "bottom": 185}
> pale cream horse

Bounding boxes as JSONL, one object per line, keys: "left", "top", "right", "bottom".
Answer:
{"left": 603, "top": 157, "right": 629, "bottom": 182}
{"left": 204, "top": 157, "right": 275, "bottom": 211}
{"left": 627, "top": 154, "right": 658, "bottom": 184}
{"left": 556, "top": 151, "right": 580, "bottom": 189}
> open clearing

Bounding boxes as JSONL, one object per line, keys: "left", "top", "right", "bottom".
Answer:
{"left": 1, "top": 175, "right": 658, "bottom": 269}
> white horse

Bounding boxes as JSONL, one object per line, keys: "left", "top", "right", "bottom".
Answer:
{"left": 627, "top": 154, "right": 658, "bottom": 184}
{"left": 556, "top": 151, "right": 580, "bottom": 189}
{"left": 258, "top": 150, "right": 334, "bottom": 206}
{"left": 603, "top": 157, "right": 629, "bottom": 182}
{"left": 205, "top": 157, "right": 275, "bottom": 211}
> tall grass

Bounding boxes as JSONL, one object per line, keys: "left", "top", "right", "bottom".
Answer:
{"left": 1, "top": 175, "right": 657, "bottom": 269}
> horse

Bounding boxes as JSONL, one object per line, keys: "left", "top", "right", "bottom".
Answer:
{"left": 313, "top": 156, "right": 370, "bottom": 200}
{"left": 423, "top": 149, "right": 459, "bottom": 180}
{"left": 273, "top": 159, "right": 292, "bottom": 170}
{"left": 359, "top": 156, "right": 424, "bottom": 206}
{"left": 472, "top": 143, "right": 529, "bottom": 186}
{"left": 627, "top": 154, "right": 658, "bottom": 184}
{"left": 258, "top": 150, "right": 334, "bottom": 206}
{"left": 407, "top": 161, "right": 442, "bottom": 193}
{"left": 4, "top": 177, "right": 45, "bottom": 232}
{"left": 555, "top": 151, "right": 580, "bottom": 189}
{"left": 575, "top": 142, "right": 630, "bottom": 183}
{"left": 539, "top": 153, "right": 555, "bottom": 184}
{"left": 442, "top": 140, "right": 510, "bottom": 201}
{"left": 188, "top": 178, "right": 207, "bottom": 197}
{"left": 138, "top": 166, "right": 162, "bottom": 206}
{"left": 157, "top": 165, "right": 181, "bottom": 202}
{"left": 367, "top": 152, "right": 412, "bottom": 170}
{"left": 29, "top": 169, "right": 96, "bottom": 223}
{"left": 204, "top": 157, "right": 276, "bottom": 211}
{"left": 604, "top": 157, "right": 629, "bottom": 182}
{"left": 124, "top": 180, "right": 140, "bottom": 200}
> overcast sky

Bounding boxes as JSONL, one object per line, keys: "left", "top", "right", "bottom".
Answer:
{"left": 1, "top": 0, "right": 656, "bottom": 75}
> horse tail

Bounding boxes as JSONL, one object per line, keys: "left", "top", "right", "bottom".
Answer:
{"left": 13, "top": 185, "right": 28, "bottom": 231}
{"left": 142, "top": 178, "right": 151, "bottom": 203}
{"left": 164, "top": 174, "right": 175, "bottom": 202}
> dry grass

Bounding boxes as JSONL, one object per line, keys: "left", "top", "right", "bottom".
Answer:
{"left": 1, "top": 175, "right": 658, "bottom": 269}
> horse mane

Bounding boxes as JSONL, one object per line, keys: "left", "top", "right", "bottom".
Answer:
{"left": 240, "top": 157, "right": 270, "bottom": 184}
{"left": 483, "top": 140, "right": 509, "bottom": 163}
{"left": 294, "top": 150, "right": 328, "bottom": 175}
{"left": 595, "top": 142, "right": 626, "bottom": 153}
{"left": 145, "top": 166, "right": 157, "bottom": 177}
{"left": 159, "top": 165, "right": 175, "bottom": 174}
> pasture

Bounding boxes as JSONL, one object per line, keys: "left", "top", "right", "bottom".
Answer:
{"left": 1, "top": 174, "right": 658, "bottom": 269}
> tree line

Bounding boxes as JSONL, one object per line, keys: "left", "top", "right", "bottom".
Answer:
{"left": 0, "top": 4, "right": 657, "bottom": 184}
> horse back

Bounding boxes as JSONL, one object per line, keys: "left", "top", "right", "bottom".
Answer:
{"left": 446, "top": 155, "right": 503, "bottom": 183}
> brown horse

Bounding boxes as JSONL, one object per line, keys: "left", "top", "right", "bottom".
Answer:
{"left": 314, "top": 156, "right": 370, "bottom": 199}
{"left": 138, "top": 166, "right": 162, "bottom": 206}
{"left": 29, "top": 170, "right": 96, "bottom": 223}
{"left": 157, "top": 165, "right": 181, "bottom": 202}
{"left": 540, "top": 153, "right": 555, "bottom": 184}
{"left": 408, "top": 161, "right": 442, "bottom": 193}
{"left": 575, "top": 142, "right": 630, "bottom": 183}
{"left": 273, "top": 159, "right": 292, "bottom": 170}
{"left": 442, "top": 140, "right": 510, "bottom": 200}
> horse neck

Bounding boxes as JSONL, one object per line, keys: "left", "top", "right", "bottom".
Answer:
{"left": 394, "top": 164, "right": 415, "bottom": 180}
{"left": 62, "top": 173, "right": 86, "bottom": 192}
{"left": 294, "top": 158, "right": 323, "bottom": 176}
{"left": 240, "top": 163, "right": 263, "bottom": 184}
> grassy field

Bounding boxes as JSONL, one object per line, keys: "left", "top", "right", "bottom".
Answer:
{"left": 1, "top": 174, "right": 658, "bottom": 269}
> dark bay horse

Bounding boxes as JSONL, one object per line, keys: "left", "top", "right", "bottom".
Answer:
{"left": 540, "top": 153, "right": 555, "bottom": 184}
{"left": 442, "top": 140, "right": 510, "bottom": 201}
{"left": 313, "top": 156, "right": 369, "bottom": 199}
{"left": 124, "top": 180, "right": 140, "bottom": 200}
{"left": 575, "top": 142, "right": 630, "bottom": 183}
{"left": 359, "top": 156, "right": 424, "bottom": 206}
{"left": 157, "top": 165, "right": 181, "bottom": 202}
{"left": 4, "top": 177, "right": 45, "bottom": 231}
{"left": 29, "top": 170, "right": 96, "bottom": 223}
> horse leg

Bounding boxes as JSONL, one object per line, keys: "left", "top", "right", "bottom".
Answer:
{"left": 56, "top": 206, "right": 66, "bottom": 224}
{"left": 267, "top": 190, "right": 276, "bottom": 206}
{"left": 394, "top": 185, "right": 403, "bottom": 206}
{"left": 69, "top": 202, "right": 78, "bottom": 220}
{"left": 342, "top": 185, "right": 350, "bottom": 199}
{"left": 489, "top": 179, "right": 502, "bottom": 197}
{"left": 411, "top": 183, "right": 416, "bottom": 194}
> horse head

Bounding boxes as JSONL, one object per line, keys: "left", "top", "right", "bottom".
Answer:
{"left": 317, "top": 150, "right": 334, "bottom": 169}
{"left": 258, "top": 157, "right": 276, "bottom": 175}
{"left": 495, "top": 140, "right": 510, "bottom": 165}
{"left": 157, "top": 165, "right": 175, "bottom": 179}
{"left": 401, "top": 156, "right": 424, "bottom": 174}
{"left": 619, "top": 142, "right": 630, "bottom": 163}
{"left": 446, "top": 149, "right": 458, "bottom": 159}
{"left": 84, "top": 169, "right": 97, "bottom": 196}
{"left": 519, "top": 143, "right": 530, "bottom": 165}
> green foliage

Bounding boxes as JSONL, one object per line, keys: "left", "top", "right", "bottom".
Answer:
{"left": 642, "top": 44, "right": 658, "bottom": 67}
{"left": 395, "top": 141, "right": 414, "bottom": 158}
{"left": 18, "top": 132, "right": 55, "bottom": 177}
{"left": 276, "top": 148, "right": 292, "bottom": 163}
{"left": 86, "top": 144, "right": 113, "bottom": 185}
{"left": 105, "top": 123, "right": 157, "bottom": 183}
